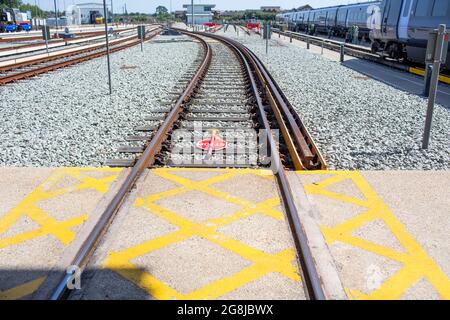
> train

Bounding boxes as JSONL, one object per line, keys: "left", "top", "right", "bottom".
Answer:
{"left": 371, "top": 0, "right": 450, "bottom": 67}
{"left": 277, "top": 0, "right": 450, "bottom": 68}
{"left": 0, "top": 8, "right": 32, "bottom": 33}
{"left": 276, "top": 2, "right": 381, "bottom": 41}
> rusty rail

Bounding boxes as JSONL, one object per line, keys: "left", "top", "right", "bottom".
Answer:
{"left": 0, "top": 35, "right": 136, "bottom": 73}
{"left": 48, "top": 29, "right": 326, "bottom": 301}
{"left": 0, "top": 27, "right": 137, "bottom": 43}
{"left": 48, "top": 31, "right": 212, "bottom": 300}
{"left": 199, "top": 32, "right": 326, "bottom": 300}
{"left": 0, "top": 28, "right": 137, "bottom": 53}
{"left": 0, "top": 28, "right": 162, "bottom": 85}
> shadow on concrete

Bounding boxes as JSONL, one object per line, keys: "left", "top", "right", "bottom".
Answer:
{"left": 341, "top": 58, "right": 450, "bottom": 111}
{"left": 0, "top": 268, "right": 155, "bottom": 300}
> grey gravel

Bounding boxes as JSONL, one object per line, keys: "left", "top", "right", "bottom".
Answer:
{"left": 0, "top": 35, "right": 199, "bottom": 166}
{"left": 222, "top": 28, "right": 450, "bottom": 170}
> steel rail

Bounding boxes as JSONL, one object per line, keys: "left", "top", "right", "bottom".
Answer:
{"left": 49, "top": 28, "right": 326, "bottom": 300}
{"left": 0, "top": 27, "right": 138, "bottom": 53}
{"left": 0, "top": 28, "right": 160, "bottom": 73}
{"left": 0, "top": 27, "right": 138, "bottom": 43}
{"left": 245, "top": 47, "right": 326, "bottom": 170}
{"left": 0, "top": 36, "right": 136, "bottom": 72}
{"left": 0, "top": 29, "right": 162, "bottom": 85}
{"left": 49, "top": 31, "right": 212, "bottom": 300}
{"left": 199, "top": 32, "right": 326, "bottom": 300}
{"left": 205, "top": 33, "right": 326, "bottom": 170}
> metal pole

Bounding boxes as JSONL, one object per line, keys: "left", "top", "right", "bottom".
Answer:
{"left": 34, "top": 0, "right": 38, "bottom": 24}
{"left": 422, "top": 24, "right": 447, "bottom": 149}
{"left": 44, "top": 25, "right": 49, "bottom": 55}
{"left": 53, "top": 0, "right": 58, "bottom": 30}
{"left": 423, "top": 64, "right": 433, "bottom": 97}
{"left": 191, "top": 0, "right": 194, "bottom": 29}
{"left": 321, "top": 40, "right": 324, "bottom": 54}
{"left": 140, "top": 26, "right": 143, "bottom": 52}
{"left": 307, "top": 36, "right": 310, "bottom": 49}
{"left": 340, "top": 43, "right": 345, "bottom": 62}
{"left": 103, "top": 0, "right": 112, "bottom": 95}
{"left": 266, "top": 24, "right": 269, "bottom": 54}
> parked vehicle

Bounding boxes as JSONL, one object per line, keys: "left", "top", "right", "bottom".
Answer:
{"left": 371, "top": 0, "right": 450, "bottom": 67}
{"left": 277, "top": 1, "right": 450, "bottom": 67}
{"left": 0, "top": 8, "right": 32, "bottom": 32}
{"left": 277, "top": 2, "right": 381, "bottom": 41}
{"left": 0, "top": 9, "right": 17, "bottom": 32}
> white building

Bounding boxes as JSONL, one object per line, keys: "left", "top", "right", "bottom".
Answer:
{"left": 183, "top": 4, "right": 215, "bottom": 25}
{"left": 66, "top": 2, "right": 110, "bottom": 25}
{"left": 260, "top": 6, "right": 281, "bottom": 12}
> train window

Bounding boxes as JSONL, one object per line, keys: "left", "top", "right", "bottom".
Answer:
{"left": 414, "top": 0, "right": 431, "bottom": 16}
{"left": 337, "top": 9, "right": 347, "bottom": 24}
{"left": 402, "top": 0, "right": 412, "bottom": 17}
{"left": 432, "top": 0, "right": 448, "bottom": 17}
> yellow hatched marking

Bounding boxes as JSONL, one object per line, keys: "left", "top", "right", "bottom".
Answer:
{"left": 0, "top": 277, "right": 45, "bottom": 300}
{"left": 298, "top": 170, "right": 450, "bottom": 300}
{"left": 103, "top": 168, "right": 300, "bottom": 300}
{"left": 0, "top": 167, "right": 121, "bottom": 300}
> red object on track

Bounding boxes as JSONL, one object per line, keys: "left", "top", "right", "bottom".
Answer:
{"left": 196, "top": 136, "right": 227, "bottom": 152}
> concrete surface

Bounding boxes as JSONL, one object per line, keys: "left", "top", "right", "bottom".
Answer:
{"left": 0, "top": 168, "right": 122, "bottom": 300}
{"left": 1, "top": 166, "right": 448, "bottom": 300}
{"left": 294, "top": 170, "right": 450, "bottom": 300}
{"left": 74, "top": 168, "right": 306, "bottom": 300}
{"left": 274, "top": 33, "right": 450, "bottom": 110}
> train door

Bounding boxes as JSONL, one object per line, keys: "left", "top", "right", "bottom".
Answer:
{"left": 398, "top": 0, "right": 413, "bottom": 40}
{"left": 382, "top": 0, "right": 403, "bottom": 39}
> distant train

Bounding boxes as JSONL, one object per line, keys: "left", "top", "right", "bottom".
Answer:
{"left": 276, "top": 1, "right": 381, "bottom": 41}
{"left": 277, "top": 0, "right": 450, "bottom": 68}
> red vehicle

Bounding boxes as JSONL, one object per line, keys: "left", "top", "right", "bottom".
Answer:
{"left": 246, "top": 19, "right": 260, "bottom": 32}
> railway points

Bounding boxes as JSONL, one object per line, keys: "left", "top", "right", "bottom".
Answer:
{"left": 222, "top": 27, "right": 450, "bottom": 170}
{"left": 0, "top": 3, "right": 449, "bottom": 305}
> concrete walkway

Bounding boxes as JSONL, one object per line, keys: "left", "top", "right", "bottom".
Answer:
{"left": 74, "top": 168, "right": 305, "bottom": 300}
{"left": 0, "top": 168, "right": 122, "bottom": 299}
{"left": 0, "top": 168, "right": 448, "bottom": 300}
{"left": 290, "top": 170, "right": 450, "bottom": 300}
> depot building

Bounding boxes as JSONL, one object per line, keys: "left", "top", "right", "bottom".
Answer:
{"left": 183, "top": 3, "right": 215, "bottom": 25}
{"left": 66, "top": 2, "right": 111, "bottom": 25}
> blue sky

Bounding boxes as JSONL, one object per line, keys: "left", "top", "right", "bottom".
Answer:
{"left": 24, "top": 0, "right": 367, "bottom": 13}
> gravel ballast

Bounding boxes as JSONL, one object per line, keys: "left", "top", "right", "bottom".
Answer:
{"left": 222, "top": 29, "right": 450, "bottom": 170}
{"left": 0, "top": 35, "right": 199, "bottom": 166}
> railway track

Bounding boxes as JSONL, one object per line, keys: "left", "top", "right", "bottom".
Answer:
{"left": 0, "top": 27, "right": 137, "bottom": 43}
{"left": 46, "top": 29, "right": 327, "bottom": 300}
{"left": 0, "top": 28, "right": 138, "bottom": 57}
{"left": 0, "top": 27, "right": 162, "bottom": 85}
